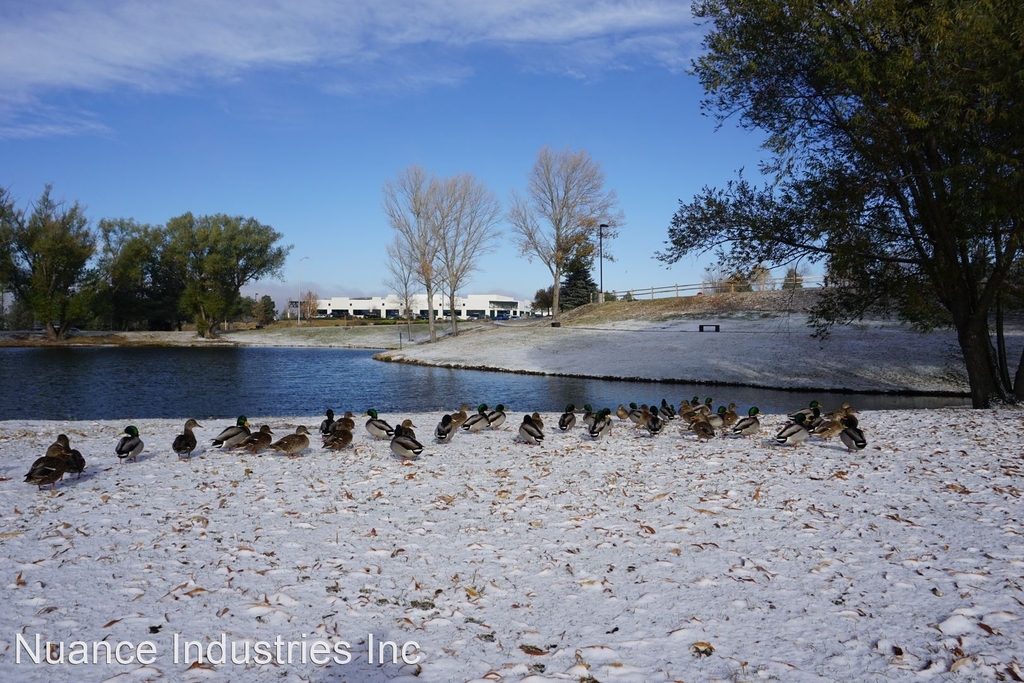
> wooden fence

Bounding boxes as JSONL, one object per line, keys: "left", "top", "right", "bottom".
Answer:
{"left": 609, "top": 275, "right": 824, "bottom": 301}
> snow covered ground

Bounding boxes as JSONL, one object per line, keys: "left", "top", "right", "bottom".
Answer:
{"left": 2, "top": 406, "right": 1023, "bottom": 682}
{"left": 375, "top": 313, "right": 999, "bottom": 394}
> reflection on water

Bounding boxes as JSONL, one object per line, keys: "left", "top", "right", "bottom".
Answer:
{"left": 0, "top": 347, "right": 969, "bottom": 421}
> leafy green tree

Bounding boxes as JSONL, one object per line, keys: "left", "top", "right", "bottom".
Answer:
{"left": 164, "top": 213, "right": 290, "bottom": 338}
{"left": 0, "top": 185, "right": 96, "bottom": 340}
{"left": 532, "top": 285, "right": 554, "bottom": 316}
{"left": 658, "top": 0, "right": 1024, "bottom": 407}
{"left": 95, "top": 218, "right": 184, "bottom": 330}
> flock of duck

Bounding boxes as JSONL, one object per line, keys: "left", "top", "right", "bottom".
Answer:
{"left": 22, "top": 398, "right": 866, "bottom": 491}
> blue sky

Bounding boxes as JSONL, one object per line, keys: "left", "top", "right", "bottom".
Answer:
{"left": 0, "top": 1, "right": 772, "bottom": 306}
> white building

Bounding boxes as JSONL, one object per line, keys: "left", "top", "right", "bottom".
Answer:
{"left": 289, "top": 293, "right": 531, "bottom": 320}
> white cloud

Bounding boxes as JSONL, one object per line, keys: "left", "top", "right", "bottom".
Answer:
{"left": 0, "top": 0, "right": 698, "bottom": 137}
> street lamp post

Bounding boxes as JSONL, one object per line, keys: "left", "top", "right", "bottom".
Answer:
{"left": 297, "top": 256, "right": 309, "bottom": 326}
{"left": 598, "top": 223, "right": 609, "bottom": 304}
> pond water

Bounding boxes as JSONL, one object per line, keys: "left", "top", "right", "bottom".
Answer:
{"left": 0, "top": 347, "right": 969, "bottom": 421}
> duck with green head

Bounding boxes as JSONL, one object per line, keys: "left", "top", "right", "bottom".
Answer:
{"left": 462, "top": 404, "right": 489, "bottom": 432}
{"left": 840, "top": 415, "right": 867, "bottom": 452}
{"left": 558, "top": 404, "right": 577, "bottom": 431}
{"left": 320, "top": 409, "right": 336, "bottom": 436}
{"left": 434, "top": 414, "right": 455, "bottom": 443}
{"left": 116, "top": 425, "right": 144, "bottom": 463}
{"left": 582, "top": 404, "right": 596, "bottom": 430}
{"left": 589, "top": 408, "right": 613, "bottom": 439}
{"left": 788, "top": 400, "right": 821, "bottom": 422}
{"left": 364, "top": 409, "right": 395, "bottom": 440}
{"left": 731, "top": 407, "right": 761, "bottom": 437}
{"left": 486, "top": 404, "right": 507, "bottom": 429}
{"left": 775, "top": 413, "right": 810, "bottom": 447}
{"left": 212, "top": 416, "right": 249, "bottom": 449}
{"left": 390, "top": 424, "right": 424, "bottom": 461}
{"left": 519, "top": 414, "right": 545, "bottom": 445}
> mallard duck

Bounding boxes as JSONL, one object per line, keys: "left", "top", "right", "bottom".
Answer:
{"left": 721, "top": 403, "right": 739, "bottom": 428}
{"left": 558, "top": 404, "right": 577, "bottom": 431}
{"left": 434, "top": 414, "right": 455, "bottom": 443}
{"left": 775, "top": 413, "right": 810, "bottom": 447}
{"left": 62, "top": 447, "right": 86, "bottom": 478}
{"left": 615, "top": 404, "right": 630, "bottom": 421}
{"left": 811, "top": 418, "right": 845, "bottom": 439}
{"left": 25, "top": 455, "right": 66, "bottom": 490}
{"left": 239, "top": 425, "right": 274, "bottom": 453}
{"left": 731, "top": 407, "right": 761, "bottom": 437}
{"left": 116, "top": 425, "right": 144, "bottom": 463}
{"left": 172, "top": 419, "right": 202, "bottom": 459}
{"left": 462, "top": 404, "right": 489, "bottom": 432}
{"left": 365, "top": 409, "right": 395, "bottom": 440}
{"left": 678, "top": 400, "right": 699, "bottom": 424}
{"left": 706, "top": 406, "right": 727, "bottom": 430}
{"left": 519, "top": 414, "right": 545, "bottom": 445}
{"left": 825, "top": 402, "right": 854, "bottom": 421}
{"left": 270, "top": 425, "right": 311, "bottom": 456}
{"left": 627, "top": 402, "right": 644, "bottom": 426}
{"left": 399, "top": 419, "right": 418, "bottom": 440}
{"left": 319, "top": 409, "right": 336, "bottom": 436}
{"left": 698, "top": 397, "right": 715, "bottom": 416}
{"left": 45, "top": 434, "right": 71, "bottom": 459}
{"left": 690, "top": 417, "right": 716, "bottom": 442}
{"left": 450, "top": 404, "right": 470, "bottom": 428}
{"left": 788, "top": 400, "right": 821, "bottom": 422}
{"left": 840, "top": 415, "right": 867, "bottom": 452}
{"left": 486, "top": 404, "right": 507, "bottom": 429}
{"left": 658, "top": 399, "right": 676, "bottom": 421}
{"left": 645, "top": 406, "right": 664, "bottom": 436}
{"left": 582, "top": 404, "right": 596, "bottom": 430}
{"left": 589, "top": 408, "right": 613, "bottom": 439}
{"left": 334, "top": 412, "right": 356, "bottom": 432}
{"left": 390, "top": 424, "right": 424, "bottom": 461}
{"left": 212, "top": 416, "right": 250, "bottom": 448}
{"left": 323, "top": 428, "right": 353, "bottom": 451}
{"left": 530, "top": 412, "right": 545, "bottom": 430}
{"left": 44, "top": 434, "right": 81, "bottom": 480}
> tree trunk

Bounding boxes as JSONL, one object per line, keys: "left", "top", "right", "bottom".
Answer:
{"left": 995, "top": 293, "right": 1011, "bottom": 387}
{"left": 551, "top": 267, "right": 562, "bottom": 321}
{"left": 954, "top": 315, "right": 1013, "bottom": 407}
{"left": 197, "top": 307, "right": 217, "bottom": 339}
{"left": 448, "top": 291, "right": 458, "bottom": 337}
{"left": 426, "top": 286, "right": 436, "bottom": 342}
{"left": 1014, "top": 345, "right": 1024, "bottom": 402}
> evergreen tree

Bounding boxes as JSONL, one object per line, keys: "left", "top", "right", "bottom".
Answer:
{"left": 559, "top": 255, "right": 598, "bottom": 311}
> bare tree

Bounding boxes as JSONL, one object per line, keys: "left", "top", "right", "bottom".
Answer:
{"left": 383, "top": 166, "right": 442, "bottom": 341}
{"left": 383, "top": 236, "right": 417, "bottom": 342}
{"left": 508, "top": 146, "right": 622, "bottom": 320}
{"left": 301, "top": 290, "right": 319, "bottom": 322}
{"left": 434, "top": 173, "right": 503, "bottom": 336}
{"left": 702, "top": 262, "right": 731, "bottom": 294}
{"left": 749, "top": 264, "right": 772, "bottom": 291}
